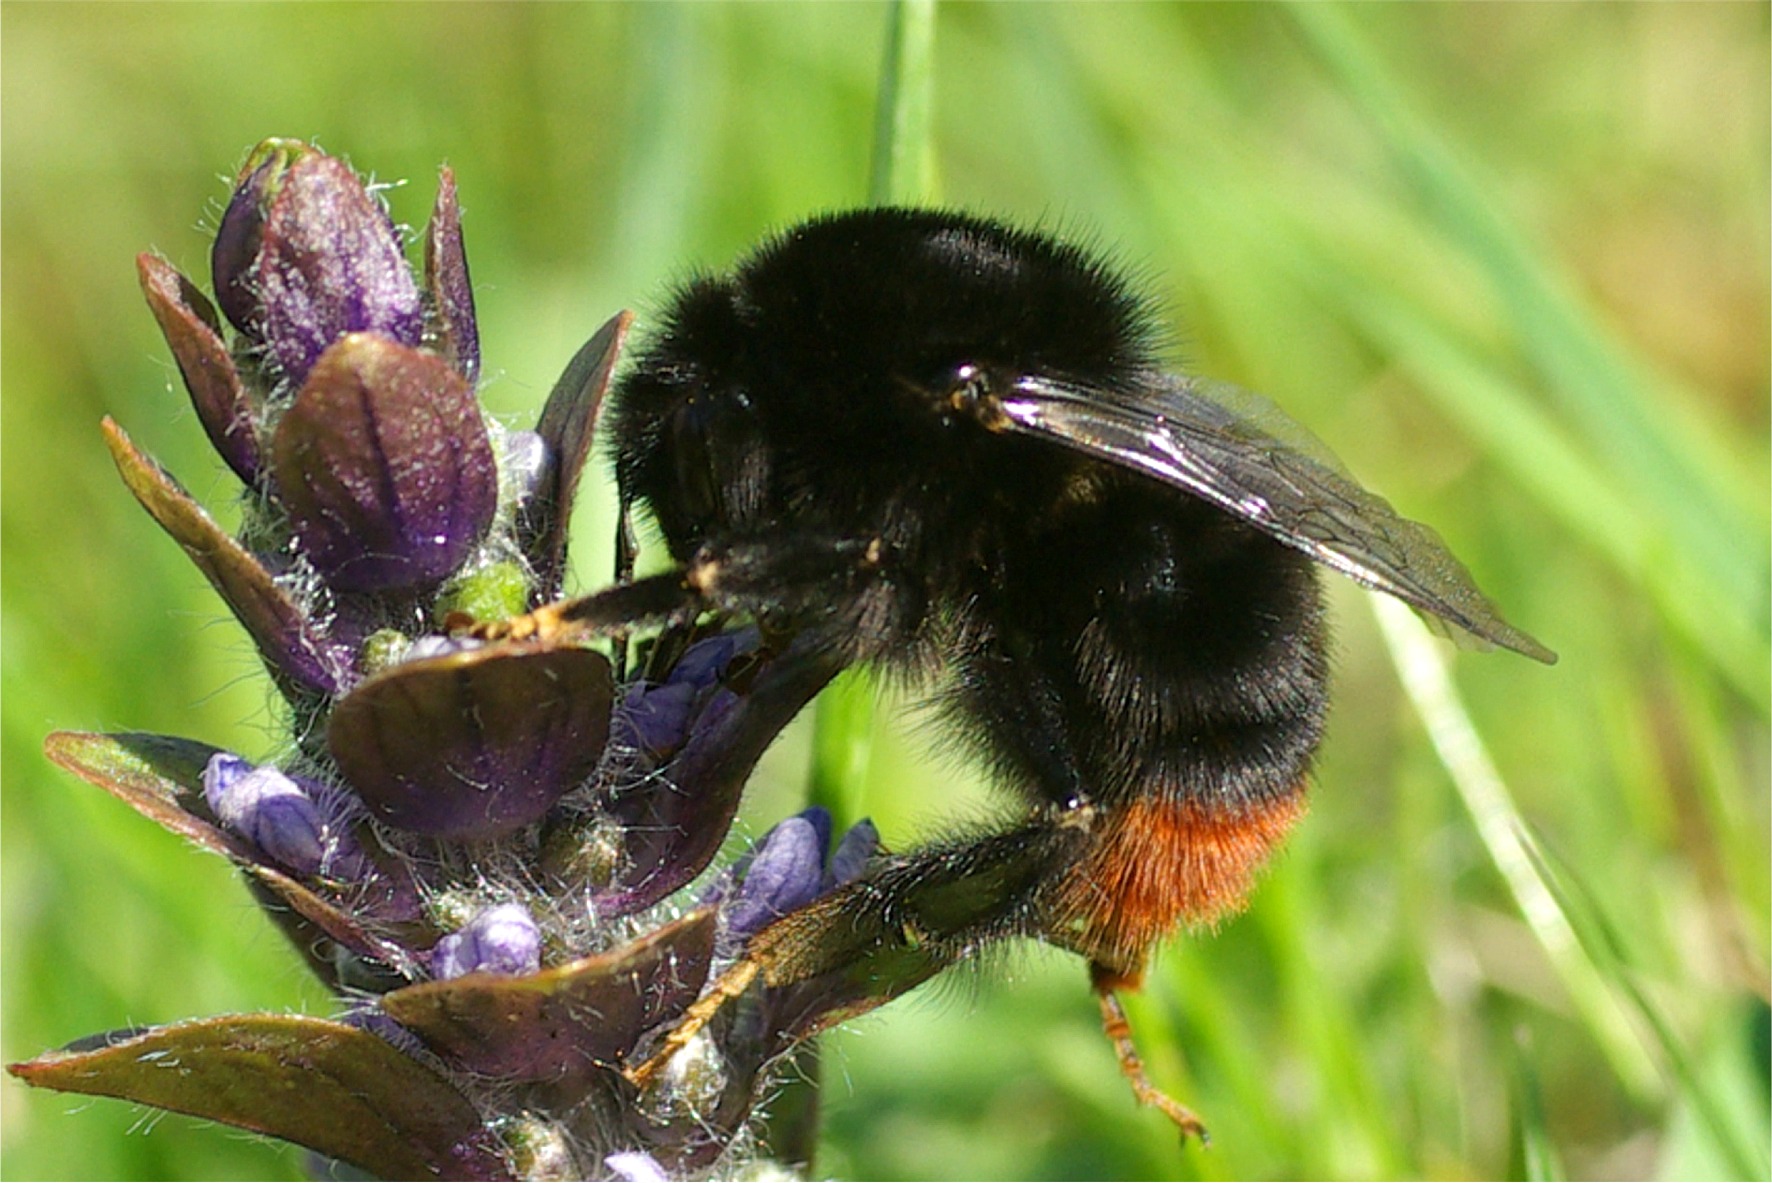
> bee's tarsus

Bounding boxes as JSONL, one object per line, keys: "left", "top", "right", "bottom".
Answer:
{"left": 1096, "top": 986, "right": 1210, "bottom": 1147}
{"left": 625, "top": 958, "right": 761, "bottom": 1090}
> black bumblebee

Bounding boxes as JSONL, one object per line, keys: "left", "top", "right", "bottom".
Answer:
{"left": 501, "top": 208, "right": 1554, "bottom": 1132}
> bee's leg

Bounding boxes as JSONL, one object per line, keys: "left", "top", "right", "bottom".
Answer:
{"left": 625, "top": 826, "right": 1213, "bottom": 1147}
{"left": 1091, "top": 962, "right": 1210, "bottom": 1144}
{"left": 469, "top": 531, "right": 896, "bottom": 649}
{"left": 621, "top": 959, "right": 762, "bottom": 1089}
{"left": 611, "top": 490, "right": 640, "bottom": 679}
{"left": 681, "top": 533, "right": 897, "bottom": 648}
{"left": 615, "top": 489, "right": 639, "bottom": 586}
{"left": 624, "top": 811, "right": 1093, "bottom": 1089}
{"left": 467, "top": 569, "right": 707, "bottom": 642}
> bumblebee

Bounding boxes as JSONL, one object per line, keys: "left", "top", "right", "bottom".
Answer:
{"left": 500, "top": 208, "right": 1553, "bottom": 1134}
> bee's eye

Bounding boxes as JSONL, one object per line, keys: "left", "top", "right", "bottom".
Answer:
{"left": 942, "top": 364, "right": 1013, "bottom": 432}
{"left": 945, "top": 363, "right": 989, "bottom": 408}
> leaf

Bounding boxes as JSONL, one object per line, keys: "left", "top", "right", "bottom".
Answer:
{"left": 384, "top": 909, "right": 716, "bottom": 1088}
{"left": 8, "top": 1015, "right": 510, "bottom": 1181}
{"left": 44, "top": 731, "right": 423, "bottom": 978}
{"left": 102, "top": 418, "right": 348, "bottom": 696}
{"left": 328, "top": 642, "right": 614, "bottom": 840}
{"left": 137, "top": 252, "right": 260, "bottom": 483}
{"left": 272, "top": 334, "right": 497, "bottom": 594}
{"left": 424, "top": 166, "right": 480, "bottom": 384}
{"left": 596, "top": 641, "right": 839, "bottom": 914}
{"left": 520, "top": 311, "right": 632, "bottom": 602}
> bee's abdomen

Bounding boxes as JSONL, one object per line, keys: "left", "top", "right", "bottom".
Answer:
{"left": 1050, "top": 784, "right": 1310, "bottom": 981}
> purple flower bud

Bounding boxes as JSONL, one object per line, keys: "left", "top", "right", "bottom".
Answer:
{"left": 799, "top": 805, "right": 834, "bottom": 860}
{"left": 724, "top": 816, "right": 826, "bottom": 943}
{"left": 272, "top": 333, "right": 497, "bottom": 593}
{"left": 670, "top": 631, "right": 752, "bottom": 691}
{"left": 210, "top": 146, "right": 278, "bottom": 335}
{"left": 202, "top": 753, "right": 321, "bottom": 868}
{"left": 614, "top": 680, "right": 700, "bottom": 757}
{"left": 429, "top": 903, "right": 541, "bottom": 980}
{"left": 201, "top": 753, "right": 370, "bottom": 880}
{"left": 212, "top": 139, "right": 424, "bottom": 386}
{"left": 714, "top": 811, "right": 877, "bottom": 947}
{"left": 342, "top": 1006, "right": 427, "bottom": 1059}
{"left": 594, "top": 640, "right": 839, "bottom": 915}
{"left": 718, "top": 808, "right": 828, "bottom": 893}
{"left": 613, "top": 631, "right": 758, "bottom": 758}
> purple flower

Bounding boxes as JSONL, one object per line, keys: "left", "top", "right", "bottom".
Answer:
{"left": 429, "top": 904, "right": 542, "bottom": 980}
{"left": 827, "top": 817, "right": 880, "bottom": 889}
{"left": 613, "top": 631, "right": 756, "bottom": 760}
{"left": 725, "top": 815, "right": 827, "bottom": 943}
{"left": 201, "top": 752, "right": 371, "bottom": 881}
{"left": 115, "top": 139, "right": 513, "bottom": 691}
{"left": 724, "top": 809, "right": 880, "bottom": 945}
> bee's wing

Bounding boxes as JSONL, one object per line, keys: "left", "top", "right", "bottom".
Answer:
{"left": 997, "top": 374, "right": 1556, "bottom": 664}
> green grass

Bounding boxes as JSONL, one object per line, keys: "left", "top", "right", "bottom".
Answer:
{"left": 4, "top": 5, "right": 1766, "bottom": 1180}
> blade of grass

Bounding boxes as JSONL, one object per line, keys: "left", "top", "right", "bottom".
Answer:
{"left": 1371, "top": 593, "right": 1662, "bottom": 1101}
{"left": 1663, "top": 646, "right": 1772, "bottom": 974}
{"left": 1510, "top": 1027, "right": 1566, "bottom": 1182}
{"left": 605, "top": 4, "right": 715, "bottom": 288}
{"left": 808, "top": 669, "right": 880, "bottom": 832}
{"left": 1151, "top": 942, "right": 1301, "bottom": 1167}
{"left": 1522, "top": 835, "right": 1771, "bottom": 1182}
{"left": 1255, "top": 850, "right": 1410, "bottom": 1178}
{"left": 867, "top": 0, "right": 937, "bottom": 207}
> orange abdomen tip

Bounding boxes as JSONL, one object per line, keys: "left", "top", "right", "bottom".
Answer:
{"left": 1056, "top": 785, "right": 1308, "bottom": 982}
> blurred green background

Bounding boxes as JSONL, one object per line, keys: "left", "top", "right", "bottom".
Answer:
{"left": 3, "top": 4, "right": 1766, "bottom": 1180}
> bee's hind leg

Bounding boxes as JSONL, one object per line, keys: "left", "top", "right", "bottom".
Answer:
{"left": 623, "top": 812, "right": 1093, "bottom": 1089}
{"left": 1091, "top": 965, "right": 1211, "bottom": 1145}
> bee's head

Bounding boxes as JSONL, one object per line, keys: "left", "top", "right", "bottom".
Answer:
{"left": 615, "top": 210, "right": 1164, "bottom": 502}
